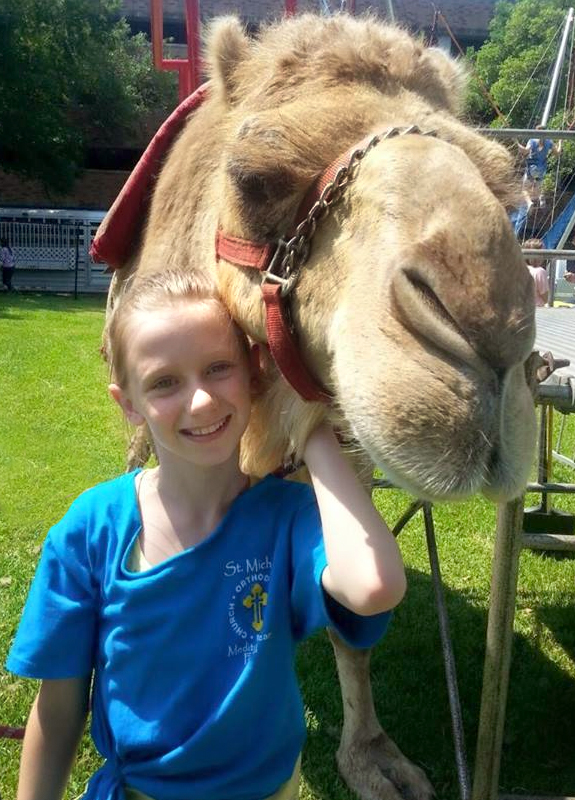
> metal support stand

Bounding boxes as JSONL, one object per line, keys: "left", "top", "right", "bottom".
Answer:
{"left": 372, "top": 483, "right": 471, "bottom": 800}
{"left": 472, "top": 377, "right": 575, "bottom": 800}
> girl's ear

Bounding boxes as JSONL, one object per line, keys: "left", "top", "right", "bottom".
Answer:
{"left": 109, "top": 383, "right": 145, "bottom": 426}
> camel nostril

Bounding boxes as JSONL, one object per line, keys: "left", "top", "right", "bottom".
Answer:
{"left": 401, "top": 271, "right": 461, "bottom": 336}
{"left": 391, "top": 268, "right": 493, "bottom": 380}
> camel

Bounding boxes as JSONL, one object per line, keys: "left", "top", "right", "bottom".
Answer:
{"left": 96, "top": 14, "right": 537, "bottom": 800}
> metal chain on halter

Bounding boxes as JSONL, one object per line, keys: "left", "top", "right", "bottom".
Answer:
{"left": 262, "top": 124, "right": 437, "bottom": 296}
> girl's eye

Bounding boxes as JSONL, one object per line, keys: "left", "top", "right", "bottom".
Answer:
{"left": 208, "top": 362, "right": 232, "bottom": 375}
{"left": 151, "top": 377, "right": 176, "bottom": 390}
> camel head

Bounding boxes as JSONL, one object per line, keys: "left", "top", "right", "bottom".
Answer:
{"left": 137, "top": 14, "right": 536, "bottom": 501}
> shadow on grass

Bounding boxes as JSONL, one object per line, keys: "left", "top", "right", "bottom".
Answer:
{"left": 297, "top": 566, "right": 575, "bottom": 800}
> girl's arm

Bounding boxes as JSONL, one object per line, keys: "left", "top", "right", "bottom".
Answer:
{"left": 303, "top": 424, "right": 406, "bottom": 617}
{"left": 17, "top": 677, "right": 90, "bottom": 800}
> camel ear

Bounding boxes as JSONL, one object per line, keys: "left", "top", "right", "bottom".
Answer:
{"left": 206, "top": 16, "right": 251, "bottom": 103}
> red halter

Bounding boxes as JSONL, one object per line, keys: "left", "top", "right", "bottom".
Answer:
{"left": 216, "top": 125, "right": 432, "bottom": 404}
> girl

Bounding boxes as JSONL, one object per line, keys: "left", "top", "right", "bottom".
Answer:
{"left": 7, "top": 268, "right": 406, "bottom": 800}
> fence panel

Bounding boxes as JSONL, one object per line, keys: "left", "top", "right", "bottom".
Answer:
{"left": 0, "top": 209, "right": 110, "bottom": 293}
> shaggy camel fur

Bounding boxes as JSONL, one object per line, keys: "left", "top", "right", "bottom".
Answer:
{"left": 103, "top": 14, "right": 537, "bottom": 800}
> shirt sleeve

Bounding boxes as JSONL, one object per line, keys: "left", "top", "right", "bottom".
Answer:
{"left": 289, "top": 493, "right": 391, "bottom": 649}
{"left": 5, "top": 497, "right": 98, "bottom": 679}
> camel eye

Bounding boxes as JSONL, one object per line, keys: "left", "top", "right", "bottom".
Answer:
{"left": 230, "top": 168, "right": 269, "bottom": 203}
{"left": 228, "top": 161, "right": 295, "bottom": 205}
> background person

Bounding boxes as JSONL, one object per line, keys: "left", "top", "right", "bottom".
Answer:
{"left": 524, "top": 237, "right": 550, "bottom": 306}
{"left": 517, "top": 126, "right": 561, "bottom": 207}
{"left": 0, "top": 236, "right": 16, "bottom": 291}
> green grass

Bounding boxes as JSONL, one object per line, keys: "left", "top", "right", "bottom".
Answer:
{"left": 1, "top": 292, "right": 575, "bottom": 799}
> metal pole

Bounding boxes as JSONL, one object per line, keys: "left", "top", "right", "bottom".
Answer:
{"left": 541, "top": 8, "right": 575, "bottom": 126}
{"left": 184, "top": 0, "right": 201, "bottom": 94}
{"left": 538, "top": 406, "right": 549, "bottom": 512}
{"left": 522, "top": 248, "right": 575, "bottom": 258}
{"left": 150, "top": 0, "right": 164, "bottom": 70}
{"left": 472, "top": 497, "right": 525, "bottom": 800}
{"left": 385, "top": 0, "right": 395, "bottom": 23}
{"left": 423, "top": 503, "right": 471, "bottom": 800}
{"left": 478, "top": 128, "right": 575, "bottom": 139}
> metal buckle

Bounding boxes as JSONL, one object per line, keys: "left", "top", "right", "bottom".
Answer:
{"left": 261, "top": 239, "right": 298, "bottom": 297}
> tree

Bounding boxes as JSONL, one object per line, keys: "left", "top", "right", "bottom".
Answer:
{"left": 466, "top": 0, "right": 571, "bottom": 126}
{"left": 0, "top": 0, "right": 177, "bottom": 193}
{"left": 465, "top": 0, "right": 575, "bottom": 188}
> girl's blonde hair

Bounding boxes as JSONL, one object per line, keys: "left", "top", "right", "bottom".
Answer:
{"left": 107, "top": 268, "right": 249, "bottom": 389}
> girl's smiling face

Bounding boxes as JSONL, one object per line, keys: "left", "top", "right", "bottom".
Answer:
{"left": 110, "top": 298, "right": 256, "bottom": 470}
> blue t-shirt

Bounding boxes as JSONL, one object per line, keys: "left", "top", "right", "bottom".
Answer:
{"left": 7, "top": 471, "right": 390, "bottom": 800}
{"left": 526, "top": 138, "right": 553, "bottom": 176}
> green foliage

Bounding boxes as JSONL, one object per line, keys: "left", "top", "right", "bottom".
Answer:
{"left": 464, "top": 0, "right": 575, "bottom": 195}
{"left": 465, "top": 0, "right": 571, "bottom": 126}
{"left": 0, "top": 0, "right": 177, "bottom": 193}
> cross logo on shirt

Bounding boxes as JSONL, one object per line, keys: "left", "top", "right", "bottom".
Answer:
{"left": 242, "top": 583, "right": 268, "bottom": 632}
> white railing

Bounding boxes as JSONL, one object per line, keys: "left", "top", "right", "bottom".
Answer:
{"left": 0, "top": 220, "right": 80, "bottom": 270}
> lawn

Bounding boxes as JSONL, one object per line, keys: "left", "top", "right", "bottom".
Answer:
{"left": 1, "top": 293, "right": 574, "bottom": 800}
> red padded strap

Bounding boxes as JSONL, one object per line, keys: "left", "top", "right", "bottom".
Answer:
{"left": 215, "top": 230, "right": 274, "bottom": 270}
{"left": 262, "top": 284, "right": 331, "bottom": 403}
{"left": 90, "top": 82, "right": 210, "bottom": 270}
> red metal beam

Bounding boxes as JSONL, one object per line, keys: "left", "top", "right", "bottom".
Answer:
{"left": 150, "top": 0, "right": 202, "bottom": 101}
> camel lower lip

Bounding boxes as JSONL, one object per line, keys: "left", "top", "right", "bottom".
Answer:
{"left": 181, "top": 416, "right": 231, "bottom": 440}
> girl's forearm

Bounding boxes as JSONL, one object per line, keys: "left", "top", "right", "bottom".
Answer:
{"left": 304, "top": 425, "right": 406, "bottom": 616}
{"left": 17, "top": 680, "right": 89, "bottom": 800}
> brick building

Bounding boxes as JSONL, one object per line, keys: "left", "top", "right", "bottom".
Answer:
{"left": 122, "top": 0, "right": 497, "bottom": 49}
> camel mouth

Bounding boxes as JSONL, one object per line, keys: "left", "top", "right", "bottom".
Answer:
{"left": 338, "top": 350, "right": 535, "bottom": 503}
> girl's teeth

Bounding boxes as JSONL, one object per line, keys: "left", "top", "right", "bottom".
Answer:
{"left": 191, "top": 418, "right": 226, "bottom": 436}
